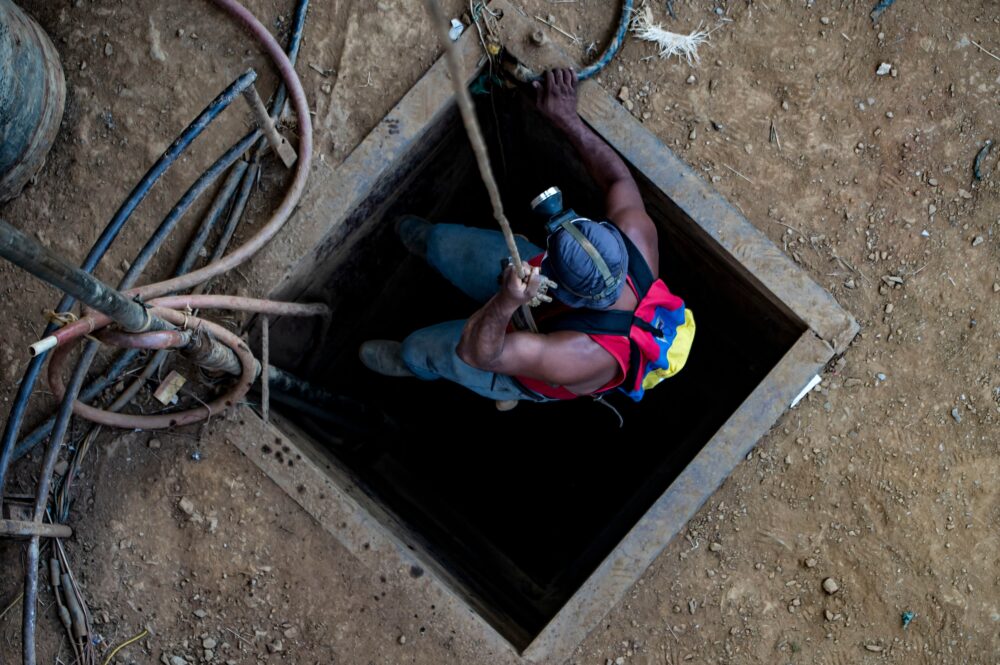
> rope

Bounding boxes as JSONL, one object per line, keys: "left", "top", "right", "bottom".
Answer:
{"left": 424, "top": 0, "right": 522, "bottom": 270}
{"left": 422, "top": 0, "right": 540, "bottom": 331}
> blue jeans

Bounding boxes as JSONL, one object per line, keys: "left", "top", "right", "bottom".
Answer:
{"left": 400, "top": 224, "right": 547, "bottom": 401}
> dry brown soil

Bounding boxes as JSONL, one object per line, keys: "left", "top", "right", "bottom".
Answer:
{"left": 1, "top": 0, "right": 999, "bottom": 663}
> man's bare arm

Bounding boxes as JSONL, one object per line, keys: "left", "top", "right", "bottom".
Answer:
{"left": 456, "top": 265, "right": 615, "bottom": 386}
{"left": 534, "top": 69, "right": 659, "bottom": 273}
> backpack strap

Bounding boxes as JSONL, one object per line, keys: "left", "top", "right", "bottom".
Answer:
{"left": 611, "top": 224, "right": 656, "bottom": 297}
{"left": 540, "top": 309, "right": 633, "bottom": 336}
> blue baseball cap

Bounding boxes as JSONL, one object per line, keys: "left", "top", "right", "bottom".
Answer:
{"left": 541, "top": 219, "right": 628, "bottom": 309}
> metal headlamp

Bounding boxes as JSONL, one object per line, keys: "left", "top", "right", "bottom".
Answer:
{"left": 530, "top": 186, "right": 578, "bottom": 233}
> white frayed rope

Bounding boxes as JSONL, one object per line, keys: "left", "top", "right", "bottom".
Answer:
{"left": 630, "top": 5, "right": 710, "bottom": 65}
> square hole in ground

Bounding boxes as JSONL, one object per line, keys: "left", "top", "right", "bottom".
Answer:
{"left": 262, "top": 87, "right": 808, "bottom": 649}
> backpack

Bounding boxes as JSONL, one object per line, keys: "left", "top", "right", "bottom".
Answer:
{"left": 541, "top": 231, "right": 696, "bottom": 401}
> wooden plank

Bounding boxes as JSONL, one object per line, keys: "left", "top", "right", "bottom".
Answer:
{"left": 523, "top": 331, "right": 833, "bottom": 662}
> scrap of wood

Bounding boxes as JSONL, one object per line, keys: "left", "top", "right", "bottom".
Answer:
{"left": 153, "top": 370, "right": 187, "bottom": 405}
{"left": 533, "top": 15, "right": 581, "bottom": 43}
{"left": 970, "top": 40, "right": 1000, "bottom": 63}
{"left": 723, "top": 163, "right": 754, "bottom": 184}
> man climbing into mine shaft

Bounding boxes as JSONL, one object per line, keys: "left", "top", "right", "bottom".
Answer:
{"left": 359, "top": 68, "right": 695, "bottom": 409}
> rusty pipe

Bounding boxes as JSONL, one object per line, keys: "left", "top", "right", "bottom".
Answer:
{"left": 96, "top": 328, "right": 192, "bottom": 350}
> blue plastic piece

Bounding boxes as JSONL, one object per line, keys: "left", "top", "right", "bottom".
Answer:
{"left": 870, "top": 0, "right": 897, "bottom": 22}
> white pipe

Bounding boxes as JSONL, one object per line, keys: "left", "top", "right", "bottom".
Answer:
{"left": 28, "top": 336, "right": 57, "bottom": 357}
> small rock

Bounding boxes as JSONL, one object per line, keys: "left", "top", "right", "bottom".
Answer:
{"left": 804, "top": 557, "right": 817, "bottom": 568}
{"left": 928, "top": 204, "right": 937, "bottom": 215}
{"left": 971, "top": 236, "right": 984, "bottom": 247}
{"left": 822, "top": 577, "right": 839, "bottom": 594}
{"left": 824, "top": 609, "right": 836, "bottom": 621}
{"left": 178, "top": 497, "right": 195, "bottom": 516}
{"left": 951, "top": 408, "right": 962, "bottom": 423}
{"left": 993, "top": 282, "right": 999, "bottom": 293}
{"left": 885, "top": 110, "right": 894, "bottom": 118}
{"left": 321, "top": 82, "right": 333, "bottom": 95}
{"left": 617, "top": 86, "right": 630, "bottom": 102}
{"left": 884, "top": 303, "right": 894, "bottom": 314}
{"left": 843, "top": 279, "right": 856, "bottom": 289}
{"left": 283, "top": 626, "right": 299, "bottom": 639}
{"left": 819, "top": 16, "right": 831, "bottom": 24}
{"left": 204, "top": 650, "right": 213, "bottom": 660}
{"left": 685, "top": 74, "right": 696, "bottom": 84}
{"left": 170, "top": 657, "right": 188, "bottom": 665}
{"left": 615, "top": 658, "right": 625, "bottom": 665}
{"left": 149, "top": 438, "right": 161, "bottom": 449}
{"left": 927, "top": 177, "right": 938, "bottom": 186}
{"left": 267, "top": 640, "right": 284, "bottom": 653}
{"left": 202, "top": 638, "right": 217, "bottom": 650}
{"left": 876, "top": 372, "right": 887, "bottom": 382}
{"left": 876, "top": 62, "right": 892, "bottom": 76}
{"left": 54, "top": 460, "right": 69, "bottom": 476}
{"left": 709, "top": 542, "right": 722, "bottom": 552}
{"left": 398, "top": 635, "right": 407, "bottom": 645}
{"left": 688, "top": 128, "right": 697, "bottom": 140}
{"left": 781, "top": 100, "right": 790, "bottom": 111}
{"left": 104, "top": 43, "right": 114, "bottom": 57}
{"left": 711, "top": 120, "right": 724, "bottom": 131}
{"left": 193, "top": 609, "right": 208, "bottom": 618}
{"left": 865, "top": 644, "right": 883, "bottom": 652}
{"left": 958, "top": 189, "right": 973, "bottom": 200}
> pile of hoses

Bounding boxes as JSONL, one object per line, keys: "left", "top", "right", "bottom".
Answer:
{"left": 0, "top": 1, "right": 314, "bottom": 663}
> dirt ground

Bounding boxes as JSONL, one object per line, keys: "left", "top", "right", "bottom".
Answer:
{"left": 2, "top": 0, "right": 999, "bottom": 663}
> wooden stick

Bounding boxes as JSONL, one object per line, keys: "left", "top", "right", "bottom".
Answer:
{"left": 723, "top": 163, "right": 754, "bottom": 184}
{"left": 533, "top": 15, "right": 581, "bottom": 43}
{"left": 971, "top": 40, "right": 1000, "bottom": 63}
{"left": 243, "top": 86, "right": 297, "bottom": 168}
{"left": 261, "top": 316, "right": 269, "bottom": 424}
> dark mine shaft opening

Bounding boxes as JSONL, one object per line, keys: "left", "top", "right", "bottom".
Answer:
{"left": 264, "top": 89, "right": 805, "bottom": 647}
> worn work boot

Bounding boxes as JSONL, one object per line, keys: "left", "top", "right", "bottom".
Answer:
{"left": 359, "top": 340, "right": 416, "bottom": 378}
{"left": 395, "top": 215, "right": 432, "bottom": 259}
